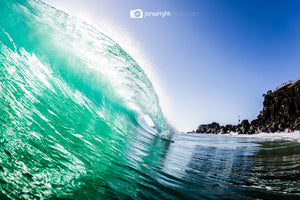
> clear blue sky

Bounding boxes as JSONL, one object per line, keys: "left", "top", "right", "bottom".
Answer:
{"left": 44, "top": 0, "right": 300, "bottom": 132}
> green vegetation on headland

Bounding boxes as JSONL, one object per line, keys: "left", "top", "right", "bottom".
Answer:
{"left": 191, "top": 78, "right": 300, "bottom": 134}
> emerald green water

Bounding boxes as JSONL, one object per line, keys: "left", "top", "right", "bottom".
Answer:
{"left": 0, "top": 0, "right": 171, "bottom": 198}
{"left": 1, "top": 0, "right": 300, "bottom": 199}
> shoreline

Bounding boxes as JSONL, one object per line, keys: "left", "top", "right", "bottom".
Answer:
{"left": 191, "top": 79, "right": 300, "bottom": 135}
{"left": 182, "top": 131, "right": 300, "bottom": 142}
{"left": 225, "top": 131, "right": 300, "bottom": 142}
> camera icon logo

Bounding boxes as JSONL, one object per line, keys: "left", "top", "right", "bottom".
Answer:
{"left": 130, "top": 9, "right": 143, "bottom": 18}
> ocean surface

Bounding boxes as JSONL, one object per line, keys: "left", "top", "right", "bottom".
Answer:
{"left": 1, "top": 0, "right": 300, "bottom": 199}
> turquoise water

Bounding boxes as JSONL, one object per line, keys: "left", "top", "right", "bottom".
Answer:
{"left": 1, "top": 0, "right": 300, "bottom": 199}
{"left": 165, "top": 134, "right": 300, "bottom": 199}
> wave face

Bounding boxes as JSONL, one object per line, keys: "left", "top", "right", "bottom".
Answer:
{"left": 0, "top": 0, "right": 172, "bottom": 199}
{"left": 3, "top": 1, "right": 299, "bottom": 200}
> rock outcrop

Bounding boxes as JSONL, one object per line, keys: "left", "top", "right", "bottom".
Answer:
{"left": 192, "top": 79, "right": 300, "bottom": 134}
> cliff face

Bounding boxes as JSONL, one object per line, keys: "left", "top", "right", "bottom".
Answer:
{"left": 252, "top": 80, "right": 300, "bottom": 132}
{"left": 193, "top": 79, "right": 300, "bottom": 134}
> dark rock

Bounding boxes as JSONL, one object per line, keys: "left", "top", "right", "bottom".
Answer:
{"left": 196, "top": 122, "right": 220, "bottom": 134}
{"left": 219, "top": 126, "right": 226, "bottom": 134}
{"left": 196, "top": 124, "right": 208, "bottom": 133}
{"left": 255, "top": 79, "right": 300, "bottom": 133}
{"left": 248, "top": 126, "right": 255, "bottom": 134}
{"left": 241, "top": 120, "right": 250, "bottom": 128}
{"left": 192, "top": 79, "right": 300, "bottom": 134}
{"left": 210, "top": 122, "right": 220, "bottom": 129}
{"left": 231, "top": 125, "right": 237, "bottom": 132}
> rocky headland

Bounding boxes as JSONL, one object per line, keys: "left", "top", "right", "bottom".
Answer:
{"left": 191, "top": 79, "right": 300, "bottom": 134}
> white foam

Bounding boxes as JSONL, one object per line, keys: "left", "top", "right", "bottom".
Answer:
{"left": 137, "top": 115, "right": 158, "bottom": 134}
{"left": 41, "top": 0, "right": 173, "bottom": 127}
{"left": 225, "top": 131, "right": 300, "bottom": 142}
{"left": 143, "top": 115, "right": 155, "bottom": 127}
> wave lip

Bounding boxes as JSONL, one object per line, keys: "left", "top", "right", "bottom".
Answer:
{"left": 0, "top": 0, "right": 172, "bottom": 199}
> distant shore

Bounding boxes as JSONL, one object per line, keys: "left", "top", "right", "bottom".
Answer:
{"left": 190, "top": 78, "right": 300, "bottom": 135}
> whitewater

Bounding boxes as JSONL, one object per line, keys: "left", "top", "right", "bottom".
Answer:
{"left": 0, "top": 0, "right": 300, "bottom": 199}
